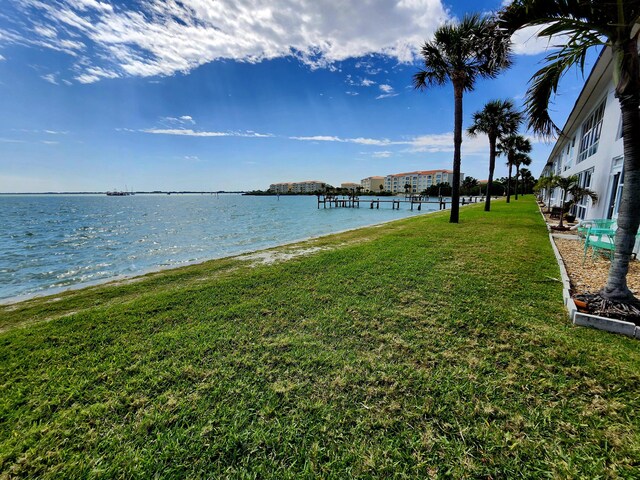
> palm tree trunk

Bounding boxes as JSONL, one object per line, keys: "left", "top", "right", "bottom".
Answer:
{"left": 601, "top": 90, "right": 640, "bottom": 301}
{"left": 506, "top": 160, "right": 513, "bottom": 203}
{"left": 515, "top": 165, "right": 520, "bottom": 200}
{"left": 558, "top": 189, "right": 566, "bottom": 228}
{"left": 450, "top": 83, "right": 463, "bottom": 223}
{"left": 484, "top": 135, "right": 496, "bottom": 212}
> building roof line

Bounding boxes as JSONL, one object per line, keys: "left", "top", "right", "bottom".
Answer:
{"left": 545, "top": 45, "right": 611, "bottom": 167}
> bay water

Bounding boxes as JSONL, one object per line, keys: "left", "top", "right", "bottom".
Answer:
{"left": 0, "top": 194, "right": 441, "bottom": 302}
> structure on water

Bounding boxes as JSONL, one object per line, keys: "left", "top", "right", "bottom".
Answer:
{"left": 316, "top": 194, "right": 483, "bottom": 211}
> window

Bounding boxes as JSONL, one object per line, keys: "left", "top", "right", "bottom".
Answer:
{"left": 616, "top": 116, "right": 623, "bottom": 140}
{"left": 573, "top": 168, "right": 594, "bottom": 220}
{"left": 577, "top": 100, "right": 606, "bottom": 162}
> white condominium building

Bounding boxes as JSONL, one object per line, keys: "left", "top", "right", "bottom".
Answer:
{"left": 542, "top": 47, "right": 626, "bottom": 223}
{"left": 383, "top": 170, "right": 462, "bottom": 194}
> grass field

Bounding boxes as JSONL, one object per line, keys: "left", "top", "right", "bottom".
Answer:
{"left": 1, "top": 197, "right": 639, "bottom": 478}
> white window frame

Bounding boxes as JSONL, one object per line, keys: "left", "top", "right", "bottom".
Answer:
{"left": 577, "top": 100, "right": 606, "bottom": 163}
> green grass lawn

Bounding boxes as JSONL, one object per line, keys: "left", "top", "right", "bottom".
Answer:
{"left": 1, "top": 197, "right": 639, "bottom": 478}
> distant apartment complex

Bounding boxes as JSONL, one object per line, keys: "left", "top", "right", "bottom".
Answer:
{"left": 383, "top": 170, "right": 461, "bottom": 194}
{"left": 340, "top": 182, "right": 360, "bottom": 191}
{"left": 269, "top": 180, "right": 327, "bottom": 194}
{"left": 360, "top": 176, "right": 385, "bottom": 192}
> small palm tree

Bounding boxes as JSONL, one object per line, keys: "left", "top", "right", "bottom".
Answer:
{"left": 555, "top": 175, "right": 598, "bottom": 228}
{"left": 500, "top": 0, "right": 640, "bottom": 301}
{"left": 414, "top": 14, "right": 512, "bottom": 223}
{"left": 534, "top": 176, "right": 550, "bottom": 207}
{"left": 468, "top": 99, "right": 522, "bottom": 211}
{"left": 513, "top": 151, "right": 532, "bottom": 200}
{"left": 497, "top": 134, "right": 532, "bottom": 203}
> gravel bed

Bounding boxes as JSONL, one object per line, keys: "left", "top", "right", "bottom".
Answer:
{"left": 553, "top": 236, "right": 640, "bottom": 295}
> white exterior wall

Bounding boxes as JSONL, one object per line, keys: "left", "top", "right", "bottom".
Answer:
{"left": 542, "top": 47, "right": 637, "bottom": 253}
{"left": 545, "top": 66, "right": 623, "bottom": 221}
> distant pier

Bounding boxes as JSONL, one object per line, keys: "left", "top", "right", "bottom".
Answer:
{"left": 316, "top": 194, "right": 484, "bottom": 211}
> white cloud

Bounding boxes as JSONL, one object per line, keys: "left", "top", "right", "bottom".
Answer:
{"left": 162, "top": 116, "right": 196, "bottom": 126}
{"left": 42, "top": 73, "right": 58, "bottom": 84}
{"left": 407, "top": 132, "right": 489, "bottom": 154}
{"left": 376, "top": 83, "right": 398, "bottom": 99}
{"left": 360, "top": 78, "right": 376, "bottom": 87}
{"left": 142, "top": 128, "right": 273, "bottom": 138}
{"left": 0, "top": 54, "right": 4, "bottom": 61}
{"left": 345, "top": 91, "right": 359, "bottom": 96}
{"left": 510, "top": 25, "right": 572, "bottom": 56}
{"left": 372, "top": 151, "right": 392, "bottom": 158}
{"left": 75, "top": 66, "right": 119, "bottom": 84}
{"left": 6, "top": 0, "right": 450, "bottom": 82}
{"left": 290, "top": 135, "right": 394, "bottom": 146}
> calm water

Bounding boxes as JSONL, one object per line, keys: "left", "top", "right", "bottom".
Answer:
{"left": 1, "top": 194, "right": 440, "bottom": 302}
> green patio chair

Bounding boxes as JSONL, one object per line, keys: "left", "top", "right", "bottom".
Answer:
{"left": 583, "top": 224, "right": 616, "bottom": 263}
{"left": 578, "top": 219, "right": 615, "bottom": 243}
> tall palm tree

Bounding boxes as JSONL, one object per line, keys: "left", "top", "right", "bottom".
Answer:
{"left": 414, "top": 14, "right": 512, "bottom": 223}
{"left": 497, "top": 134, "right": 532, "bottom": 203}
{"left": 468, "top": 99, "right": 523, "bottom": 211}
{"left": 513, "top": 151, "right": 532, "bottom": 200}
{"left": 500, "top": 1, "right": 640, "bottom": 301}
{"left": 519, "top": 167, "right": 535, "bottom": 195}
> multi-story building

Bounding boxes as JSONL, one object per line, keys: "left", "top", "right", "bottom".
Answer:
{"left": 269, "top": 181, "right": 328, "bottom": 193}
{"left": 541, "top": 47, "right": 624, "bottom": 222}
{"left": 340, "top": 182, "right": 360, "bottom": 191}
{"left": 360, "top": 176, "right": 385, "bottom": 192}
{"left": 383, "top": 169, "right": 462, "bottom": 194}
{"left": 269, "top": 182, "right": 292, "bottom": 194}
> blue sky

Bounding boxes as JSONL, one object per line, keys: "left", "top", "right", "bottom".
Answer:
{"left": 0, "top": 0, "right": 600, "bottom": 192}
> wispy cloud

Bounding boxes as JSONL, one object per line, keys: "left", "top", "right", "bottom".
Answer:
{"left": 41, "top": 73, "right": 58, "bottom": 84}
{"left": 161, "top": 116, "right": 196, "bottom": 126}
{"left": 289, "top": 135, "right": 394, "bottom": 146}
{"left": 372, "top": 151, "right": 392, "bottom": 158}
{"left": 0, "top": 54, "right": 5, "bottom": 61}
{"left": 376, "top": 83, "right": 398, "bottom": 99}
{"left": 4, "top": 0, "right": 451, "bottom": 82}
{"left": 142, "top": 128, "right": 274, "bottom": 138}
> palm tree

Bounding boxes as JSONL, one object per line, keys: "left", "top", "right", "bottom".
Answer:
{"left": 414, "top": 14, "right": 512, "bottom": 223}
{"left": 468, "top": 99, "right": 523, "bottom": 211}
{"left": 534, "top": 175, "right": 554, "bottom": 209}
{"left": 513, "top": 151, "right": 532, "bottom": 200}
{"left": 555, "top": 175, "right": 598, "bottom": 228}
{"left": 500, "top": 1, "right": 640, "bottom": 301}
{"left": 519, "top": 167, "right": 536, "bottom": 195}
{"left": 497, "top": 134, "right": 532, "bottom": 203}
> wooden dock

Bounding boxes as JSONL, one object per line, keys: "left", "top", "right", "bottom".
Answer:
{"left": 316, "top": 194, "right": 484, "bottom": 211}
